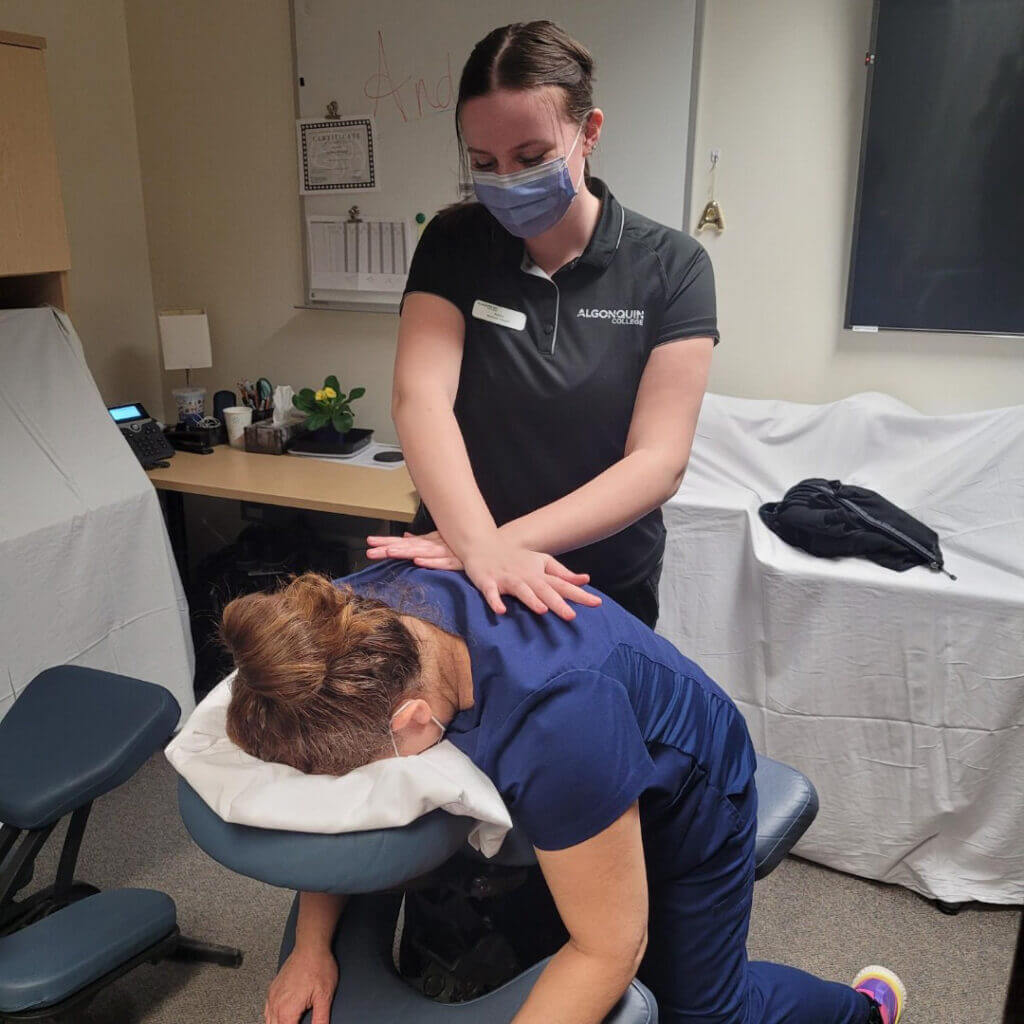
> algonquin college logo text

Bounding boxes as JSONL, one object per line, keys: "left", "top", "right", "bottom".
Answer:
{"left": 576, "top": 307, "right": 646, "bottom": 326}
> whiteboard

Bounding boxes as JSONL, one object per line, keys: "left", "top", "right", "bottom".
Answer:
{"left": 293, "top": 0, "right": 700, "bottom": 309}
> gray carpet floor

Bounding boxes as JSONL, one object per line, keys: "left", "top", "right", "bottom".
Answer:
{"left": 28, "top": 753, "right": 1020, "bottom": 1023}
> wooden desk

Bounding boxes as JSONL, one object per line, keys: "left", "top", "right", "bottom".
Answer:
{"left": 146, "top": 445, "right": 418, "bottom": 582}
{"left": 146, "top": 444, "right": 417, "bottom": 521}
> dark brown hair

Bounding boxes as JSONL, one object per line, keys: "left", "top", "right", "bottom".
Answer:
{"left": 450, "top": 20, "right": 596, "bottom": 204}
{"left": 219, "top": 572, "right": 423, "bottom": 775}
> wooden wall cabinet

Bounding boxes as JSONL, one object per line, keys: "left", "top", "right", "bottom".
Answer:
{"left": 0, "top": 29, "right": 70, "bottom": 311}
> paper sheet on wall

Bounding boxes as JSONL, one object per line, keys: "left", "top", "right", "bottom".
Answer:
{"left": 307, "top": 217, "right": 413, "bottom": 293}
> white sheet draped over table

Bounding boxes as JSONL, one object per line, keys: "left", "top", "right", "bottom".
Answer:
{"left": 659, "top": 392, "right": 1024, "bottom": 905}
{"left": 0, "top": 308, "right": 194, "bottom": 724}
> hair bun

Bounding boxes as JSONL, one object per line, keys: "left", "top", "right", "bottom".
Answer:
{"left": 220, "top": 571, "right": 426, "bottom": 775}
{"left": 220, "top": 572, "right": 352, "bottom": 703}
{"left": 284, "top": 571, "right": 350, "bottom": 623}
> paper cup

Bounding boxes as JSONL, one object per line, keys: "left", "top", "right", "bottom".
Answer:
{"left": 223, "top": 406, "right": 253, "bottom": 448}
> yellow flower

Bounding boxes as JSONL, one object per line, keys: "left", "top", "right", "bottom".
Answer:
{"left": 323, "top": 386, "right": 337, "bottom": 399}
{"left": 314, "top": 389, "right": 325, "bottom": 402}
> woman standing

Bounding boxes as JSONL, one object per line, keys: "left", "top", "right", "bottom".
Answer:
{"left": 367, "top": 21, "right": 717, "bottom": 629}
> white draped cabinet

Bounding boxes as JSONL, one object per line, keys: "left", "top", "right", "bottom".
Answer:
{"left": 658, "top": 392, "right": 1024, "bottom": 905}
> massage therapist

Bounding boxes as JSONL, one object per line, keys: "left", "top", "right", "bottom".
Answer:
{"left": 367, "top": 20, "right": 717, "bottom": 629}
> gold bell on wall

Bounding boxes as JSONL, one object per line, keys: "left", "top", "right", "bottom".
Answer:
{"left": 696, "top": 150, "right": 725, "bottom": 234}
{"left": 696, "top": 198, "right": 725, "bottom": 232}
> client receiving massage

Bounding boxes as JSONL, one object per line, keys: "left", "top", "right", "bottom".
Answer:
{"left": 220, "top": 561, "right": 905, "bottom": 1024}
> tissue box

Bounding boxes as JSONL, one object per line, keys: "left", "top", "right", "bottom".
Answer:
{"left": 243, "top": 420, "right": 307, "bottom": 455}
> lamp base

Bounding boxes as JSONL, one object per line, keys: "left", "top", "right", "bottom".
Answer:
{"left": 172, "top": 386, "right": 207, "bottom": 423}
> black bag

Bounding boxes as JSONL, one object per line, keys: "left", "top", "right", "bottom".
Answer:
{"left": 759, "top": 478, "right": 956, "bottom": 579}
{"left": 394, "top": 855, "right": 567, "bottom": 1003}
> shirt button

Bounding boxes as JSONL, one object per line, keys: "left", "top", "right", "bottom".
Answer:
{"left": 544, "top": 323, "right": 553, "bottom": 334}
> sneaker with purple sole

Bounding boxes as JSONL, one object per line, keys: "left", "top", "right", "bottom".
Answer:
{"left": 852, "top": 965, "right": 907, "bottom": 1024}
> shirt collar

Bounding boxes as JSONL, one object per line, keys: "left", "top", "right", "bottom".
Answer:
{"left": 573, "top": 177, "right": 625, "bottom": 270}
{"left": 506, "top": 176, "right": 625, "bottom": 274}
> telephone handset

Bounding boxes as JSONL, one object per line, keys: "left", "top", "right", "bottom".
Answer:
{"left": 108, "top": 403, "right": 175, "bottom": 468}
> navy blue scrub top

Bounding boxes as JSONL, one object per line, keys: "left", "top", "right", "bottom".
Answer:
{"left": 342, "top": 560, "right": 754, "bottom": 854}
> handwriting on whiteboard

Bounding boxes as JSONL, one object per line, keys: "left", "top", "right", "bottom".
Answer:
{"left": 363, "top": 29, "right": 455, "bottom": 123}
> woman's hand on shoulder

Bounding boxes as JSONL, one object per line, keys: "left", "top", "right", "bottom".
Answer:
{"left": 461, "top": 533, "right": 601, "bottom": 620}
{"left": 366, "top": 530, "right": 463, "bottom": 570}
{"left": 366, "top": 530, "right": 601, "bottom": 620}
{"left": 264, "top": 944, "right": 338, "bottom": 1024}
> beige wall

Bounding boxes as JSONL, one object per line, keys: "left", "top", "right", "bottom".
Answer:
{"left": 123, "top": 0, "right": 399, "bottom": 442}
{"left": 691, "top": 0, "right": 1024, "bottom": 413}
{"left": 127, "top": 0, "right": 1022, "bottom": 426}
{"left": 0, "top": 0, "right": 164, "bottom": 414}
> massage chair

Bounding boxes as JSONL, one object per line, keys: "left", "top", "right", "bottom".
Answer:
{"left": 0, "top": 666, "right": 240, "bottom": 1022}
{"left": 0, "top": 665, "right": 818, "bottom": 1023}
{"left": 176, "top": 713, "right": 819, "bottom": 1022}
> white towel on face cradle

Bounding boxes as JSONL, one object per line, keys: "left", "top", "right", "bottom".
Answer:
{"left": 165, "top": 673, "right": 512, "bottom": 857}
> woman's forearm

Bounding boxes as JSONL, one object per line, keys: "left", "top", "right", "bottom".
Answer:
{"left": 393, "top": 396, "right": 497, "bottom": 556}
{"left": 294, "top": 891, "right": 348, "bottom": 951}
{"left": 500, "top": 448, "right": 682, "bottom": 557}
{"left": 511, "top": 939, "right": 641, "bottom": 1024}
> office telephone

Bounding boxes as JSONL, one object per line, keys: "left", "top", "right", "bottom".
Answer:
{"left": 108, "top": 403, "right": 175, "bottom": 468}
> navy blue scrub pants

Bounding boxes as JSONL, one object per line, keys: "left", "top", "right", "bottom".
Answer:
{"left": 636, "top": 750, "right": 871, "bottom": 1024}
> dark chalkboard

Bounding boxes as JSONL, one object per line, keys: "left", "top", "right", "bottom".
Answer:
{"left": 846, "top": 0, "right": 1024, "bottom": 336}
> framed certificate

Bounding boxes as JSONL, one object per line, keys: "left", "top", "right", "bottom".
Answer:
{"left": 297, "top": 116, "right": 377, "bottom": 193}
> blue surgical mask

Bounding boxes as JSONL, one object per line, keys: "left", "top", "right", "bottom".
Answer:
{"left": 389, "top": 699, "right": 446, "bottom": 758}
{"left": 471, "top": 124, "right": 586, "bottom": 238}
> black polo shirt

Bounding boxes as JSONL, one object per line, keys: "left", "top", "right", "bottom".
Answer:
{"left": 401, "top": 177, "right": 718, "bottom": 591}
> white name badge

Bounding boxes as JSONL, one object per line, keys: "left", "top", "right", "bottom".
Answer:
{"left": 472, "top": 300, "right": 527, "bottom": 331}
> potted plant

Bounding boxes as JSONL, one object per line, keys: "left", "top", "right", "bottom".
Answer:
{"left": 292, "top": 375, "right": 371, "bottom": 452}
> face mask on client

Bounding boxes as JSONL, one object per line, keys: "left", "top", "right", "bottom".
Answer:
{"left": 471, "top": 122, "right": 587, "bottom": 238}
{"left": 389, "top": 699, "right": 446, "bottom": 758}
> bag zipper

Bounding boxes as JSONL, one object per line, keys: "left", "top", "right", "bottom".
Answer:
{"left": 805, "top": 482, "right": 957, "bottom": 580}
